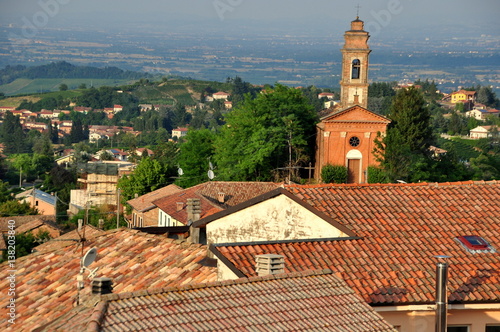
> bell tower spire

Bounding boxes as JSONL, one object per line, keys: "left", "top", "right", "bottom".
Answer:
{"left": 340, "top": 16, "right": 371, "bottom": 109}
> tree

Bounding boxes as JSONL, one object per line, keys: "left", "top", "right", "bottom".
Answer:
{"left": 175, "top": 129, "right": 216, "bottom": 188}
{"left": 0, "top": 200, "right": 38, "bottom": 217}
{"left": 1, "top": 230, "right": 52, "bottom": 261}
{"left": 32, "top": 134, "right": 53, "bottom": 156}
{"left": 469, "top": 154, "right": 499, "bottom": 180}
{"left": 321, "top": 164, "right": 348, "bottom": 184}
{"left": 476, "top": 86, "right": 497, "bottom": 107}
{"left": 375, "top": 87, "right": 433, "bottom": 182}
{"left": 59, "top": 83, "right": 68, "bottom": 91}
{"left": 98, "top": 150, "right": 115, "bottom": 161}
{"left": 172, "top": 103, "right": 190, "bottom": 128}
{"left": 69, "top": 118, "right": 86, "bottom": 143}
{"left": 0, "top": 111, "right": 26, "bottom": 154}
{"left": 118, "top": 157, "right": 174, "bottom": 202}
{"left": 367, "top": 166, "right": 389, "bottom": 183}
{"left": 214, "top": 84, "right": 317, "bottom": 182}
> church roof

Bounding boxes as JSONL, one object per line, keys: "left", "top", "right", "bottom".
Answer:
{"left": 319, "top": 105, "right": 391, "bottom": 124}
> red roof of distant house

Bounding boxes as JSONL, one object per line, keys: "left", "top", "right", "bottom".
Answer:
{"left": 127, "top": 184, "right": 183, "bottom": 212}
{"left": 173, "top": 127, "right": 188, "bottom": 132}
{"left": 213, "top": 91, "right": 230, "bottom": 96}
{"left": 452, "top": 89, "right": 476, "bottom": 96}
{"left": 211, "top": 181, "right": 500, "bottom": 306}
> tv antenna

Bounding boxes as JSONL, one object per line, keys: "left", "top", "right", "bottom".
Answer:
{"left": 76, "top": 247, "right": 99, "bottom": 305}
{"left": 207, "top": 158, "right": 216, "bottom": 180}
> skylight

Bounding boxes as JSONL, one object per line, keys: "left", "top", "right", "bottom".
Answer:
{"left": 457, "top": 236, "right": 492, "bottom": 251}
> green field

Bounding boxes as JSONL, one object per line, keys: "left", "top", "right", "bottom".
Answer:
{"left": 0, "top": 78, "right": 135, "bottom": 96}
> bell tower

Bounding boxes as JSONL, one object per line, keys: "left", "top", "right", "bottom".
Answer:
{"left": 340, "top": 17, "right": 371, "bottom": 109}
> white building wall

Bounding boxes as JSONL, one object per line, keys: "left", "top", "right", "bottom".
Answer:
{"left": 206, "top": 194, "right": 349, "bottom": 246}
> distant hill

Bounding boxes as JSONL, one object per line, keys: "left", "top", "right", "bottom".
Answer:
{"left": 0, "top": 61, "right": 150, "bottom": 86}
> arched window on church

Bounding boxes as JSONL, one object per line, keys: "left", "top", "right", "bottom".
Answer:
{"left": 351, "top": 59, "right": 360, "bottom": 79}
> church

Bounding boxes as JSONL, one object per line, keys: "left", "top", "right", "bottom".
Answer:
{"left": 315, "top": 17, "right": 390, "bottom": 184}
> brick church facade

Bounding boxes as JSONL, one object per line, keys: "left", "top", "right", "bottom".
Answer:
{"left": 315, "top": 17, "right": 390, "bottom": 184}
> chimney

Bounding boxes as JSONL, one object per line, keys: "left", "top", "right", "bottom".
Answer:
{"left": 176, "top": 202, "right": 184, "bottom": 211}
{"left": 187, "top": 198, "right": 201, "bottom": 244}
{"left": 92, "top": 277, "right": 113, "bottom": 295}
{"left": 134, "top": 193, "right": 139, "bottom": 198}
{"left": 98, "top": 219, "right": 104, "bottom": 230}
{"left": 435, "top": 262, "right": 448, "bottom": 332}
{"left": 78, "top": 219, "right": 83, "bottom": 231}
{"left": 255, "top": 254, "right": 285, "bottom": 276}
{"left": 217, "top": 192, "right": 225, "bottom": 204}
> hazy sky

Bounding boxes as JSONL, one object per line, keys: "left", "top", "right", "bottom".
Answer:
{"left": 1, "top": 0, "right": 499, "bottom": 36}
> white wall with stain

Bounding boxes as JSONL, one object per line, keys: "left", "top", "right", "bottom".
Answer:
{"left": 207, "top": 194, "right": 348, "bottom": 246}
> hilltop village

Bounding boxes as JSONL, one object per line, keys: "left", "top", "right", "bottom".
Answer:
{"left": 0, "top": 17, "right": 499, "bottom": 332}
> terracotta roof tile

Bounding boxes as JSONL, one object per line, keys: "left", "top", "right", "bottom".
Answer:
{"left": 12, "top": 218, "right": 61, "bottom": 235}
{"left": 153, "top": 181, "right": 280, "bottom": 225}
{"left": 212, "top": 181, "right": 500, "bottom": 306}
{"left": 42, "top": 269, "right": 396, "bottom": 331}
{"left": 126, "top": 184, "right": 183, "bottom": 212}
{"left": 0, "top": 228, "right": 217, "bottom": 331}
{"left": 33, "top": 225, "right": 105, "bottom": 252}
{"left": 0, "top": 215, "right": 56, "bottom": 233}
{"left": 0, "top": 233, "right": 5, "bottom": 250}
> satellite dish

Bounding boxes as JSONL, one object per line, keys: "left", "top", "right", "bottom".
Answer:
{"left": 178, "top": 168, "right": 184, "bottom": 176}
{"left": 208, "top": 169, "right": 215, "bottom": 180}
{"left": 81, "top": 247, "right": 97, "bottom": 267}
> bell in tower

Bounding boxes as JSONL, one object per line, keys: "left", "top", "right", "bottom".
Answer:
{"left": 339, "top": 17, "right": 371, "bottom": 109}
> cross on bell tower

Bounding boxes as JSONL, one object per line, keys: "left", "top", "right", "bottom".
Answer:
{"left": 339, "top": 16, "right": 371, "bottom": 109}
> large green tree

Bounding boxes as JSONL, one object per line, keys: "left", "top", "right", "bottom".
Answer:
{"left": 375, "top": 87, "right": 434, "bottom": 182}
{"left": 118, "top": 157, "right": 174, "bottom": 202}
{"left": 0, "top": 111, "right": 26, "bottom": 154}
{"left": 214, "top": 84, "right": 317, "bottom": 182}
{"left": 175, "top": 129, "right": 216, "bottom": 188}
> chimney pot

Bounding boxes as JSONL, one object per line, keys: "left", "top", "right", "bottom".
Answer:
{"left": 217, "top": 192, "right": 225, "bottom": 204}
{"left": 255, "top": 254, "right": 285, "bottom": 276}
{"left": 92, "top": 277, "right": 113, "bottom": 295}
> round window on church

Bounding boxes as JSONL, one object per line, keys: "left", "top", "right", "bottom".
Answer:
{"left": 349, "top": 136, "right": 360, "bottom": 147}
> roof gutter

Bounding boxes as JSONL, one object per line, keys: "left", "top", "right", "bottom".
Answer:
{"left": 373, "top": 303, "right": 500, "bottom": 312}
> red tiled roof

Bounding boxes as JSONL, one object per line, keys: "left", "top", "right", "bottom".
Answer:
{"left": 0, "top": 234, "right": 5, "bottom": 250}
{"left": 0, "top": 228, "right": 217, "bottom": 331}
{"left": 212, "top": 181, "right": 500, "bottom": 306}
{"left": 153, "top": 181, "right": 280, "bottom": 225}
{"left": 33, "top": 225, "right": 105, "bottom": 252}
{"left": 14, "top": 218, "right": 61, "bottom": 235}
{"left": 41, "top": 270, "right": 396, "bottom": 332}
{"left": 127, "top": 184, "right": 183, "bottom": 212}
{"left": 0, "top": 215, "right": 56, "bottom": 233}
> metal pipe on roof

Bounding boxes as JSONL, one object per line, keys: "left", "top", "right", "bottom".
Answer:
{"left": 435, "top": 262, "right": 448, "bottom": 332}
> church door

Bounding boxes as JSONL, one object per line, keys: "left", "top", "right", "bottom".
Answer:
{"left": 347, "top": 159, "right": 361, "bottom": 183}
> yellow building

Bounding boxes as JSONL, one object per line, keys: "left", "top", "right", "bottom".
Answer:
{"left": 451, "top": 89, "right": 476, "bottom": 104}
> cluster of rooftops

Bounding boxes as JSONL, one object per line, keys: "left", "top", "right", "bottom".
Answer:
{"left": 0, "top": 180, "right": 499, "bottom": 331}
